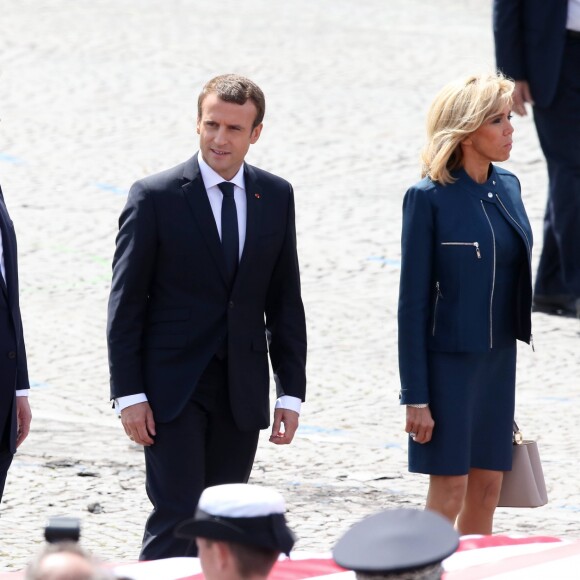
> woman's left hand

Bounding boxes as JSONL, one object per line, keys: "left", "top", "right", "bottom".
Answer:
{"left": 406, "top": 406, "right": 434, "bottom": 444}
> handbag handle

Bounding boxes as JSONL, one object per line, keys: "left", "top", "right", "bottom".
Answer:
{"left": 512, "top": 420, "right": 523, "bottom": 445}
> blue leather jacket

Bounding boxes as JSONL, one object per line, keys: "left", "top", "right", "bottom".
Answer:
{"left": 398, "top": 165, "right": 533, "bottom": 404}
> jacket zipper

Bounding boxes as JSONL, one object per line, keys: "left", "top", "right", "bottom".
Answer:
{"left": 480, "top": 201, "right": 496, "bottom": 349}
{"left": 496, "top": 194, "right": 534, "bottom": 347}
{"left": 432, "top": 281, "right": 443, "bottom": 336}
{"left": 441, "top": 241, "right": 481, "bottom": 259}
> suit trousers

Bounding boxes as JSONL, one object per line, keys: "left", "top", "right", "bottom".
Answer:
{"left": 533, "top": 34, "right": 580, "bottom": 297}
{"left": 0, "top": 399, "right": 13, "bottom": 503}
{"left": 140, "top": 356, "right": 260, "bottom": 560}
{"left": 0, "top": 452, "right": 13, "bottom": 503}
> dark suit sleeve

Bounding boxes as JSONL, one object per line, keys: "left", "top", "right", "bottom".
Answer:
{"left": 107, "top": 181, "right": 157, "bottom": 399}
{"left": 0, "top": 186, "right": 30, "bottom": 391}
{"left": 398, "top": 186, "right": 434, "bottom": 405}
{"left": 15, "top": 313, "right": 29, "bottom": 391}
{"left": 13, "top": 230, "right": 30, "bottom": 392}
{"left": 265, "top": 185, "right": 307, "bottom": 401}
{"left": 493, "top": 0, "right": 526, "bottom": 80}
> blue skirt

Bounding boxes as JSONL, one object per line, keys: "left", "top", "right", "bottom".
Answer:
{"left": 409, "top": 344, "right": 516, "bottom": 475}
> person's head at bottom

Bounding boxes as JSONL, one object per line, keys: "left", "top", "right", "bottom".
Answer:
{"left": 333, "top": 508, "right": 459, "bottom": 580}
{"left": 175, "top": 483, "right": 295, "bottom": 580}
{"left": 25, "top": 542, "right": 113, "bottom": 580}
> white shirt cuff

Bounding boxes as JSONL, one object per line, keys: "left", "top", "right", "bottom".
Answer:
{"left": 15, "top": 390, "right": 29, "bottom": 397}
{"left": 114, "top": 394, "right": 300, "bottom": 414}
{"left": 115, "top": 393, "right": 148, "bottom": 415}
{"left": 275, "top": 395, "right": 301, "bottom": 414}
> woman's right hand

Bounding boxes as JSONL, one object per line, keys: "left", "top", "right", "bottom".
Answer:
{"left": 406, "top": 406, "right": 435, "bottom": 444}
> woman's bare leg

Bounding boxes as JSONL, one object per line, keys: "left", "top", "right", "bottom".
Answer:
{"left": 456, "top": 468, "right": 503, "bottom": 535}
{"left": 426, "top": 474, "right": 468, "bottom": 525}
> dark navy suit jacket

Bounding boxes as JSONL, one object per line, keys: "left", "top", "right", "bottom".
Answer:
{"left": 107, "top": 154, "right": 306, "bottom": 431}
{"left": 493, "top": 0, "right": 568, "bottom": 108}
{"left": 398, "top": 166, "right": 532, "bottom": 405}
{"left": 0, "top": 186, "right": 29, "bottom": 453}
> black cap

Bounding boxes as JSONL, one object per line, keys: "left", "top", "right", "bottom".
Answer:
{"left": 175, "top": 484, "right": 296, "bottom": 556}
{"left": 333, "top": 509, "right": 459, "bottom": 574}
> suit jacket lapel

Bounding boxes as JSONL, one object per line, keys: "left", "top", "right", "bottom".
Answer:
{"left": 181, "top": 155, "right": 229, "bottom": 285}
{"left": 0, "top": 191, "right": 13, "bottom": 301}
{"left": 0, "top": 253, "right": 7, "bottom": 300}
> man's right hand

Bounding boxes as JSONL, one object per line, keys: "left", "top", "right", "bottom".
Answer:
{"left": 121, "top": 402, "right": 156, "bottom": 446}
{"left": 512, "top": 80, "right": 534, "bottom": 117}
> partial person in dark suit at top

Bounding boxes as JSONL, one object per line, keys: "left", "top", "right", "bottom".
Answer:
{"left": 107, "top": 74, "right": 307, "bottom": 560}
{"left": 0, "top": 182, "right": 31, "bottom": 504}
{"left": 494, "top": 0, "right": 580, "bottom": 317}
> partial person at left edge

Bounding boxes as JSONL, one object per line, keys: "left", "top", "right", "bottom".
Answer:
{"left": 0, "top": 181, "right": 31, "bottom": 504}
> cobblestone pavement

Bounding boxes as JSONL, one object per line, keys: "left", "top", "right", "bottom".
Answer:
{"left": 1, "top": 0, "right": 579, "bottom": 572}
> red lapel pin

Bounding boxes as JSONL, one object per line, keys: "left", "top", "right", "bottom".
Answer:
{"left": 254, "top": 193, "right": 261, "bottom": 199}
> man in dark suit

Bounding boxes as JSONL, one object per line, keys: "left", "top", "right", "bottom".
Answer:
{"left": 107, "top": 74, "right": 307, "bottom": 560}
{"left": 0, "top": 184, "right": 31, "bottom": 504}
{"left": 494, "top": 0, "right": 580, "bottom": 317}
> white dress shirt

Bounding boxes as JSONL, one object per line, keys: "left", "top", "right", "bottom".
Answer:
{"left": 198, "top": 154, "right": 247, "bottom": 259}
{"left": 0, "top": 231, "right": 5, "bottom": 283}
{"left": 568, "top": 0, "right": 580, "bottom": 31}
{"left": 115, "top": 154, "right": 301, "bottom": 415}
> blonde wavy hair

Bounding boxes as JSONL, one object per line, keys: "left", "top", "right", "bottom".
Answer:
{"left": 421, "top": 73, "right": 514, "bottom": 185}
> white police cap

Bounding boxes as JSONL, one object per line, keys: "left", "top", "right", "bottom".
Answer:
{"left": 175, "top": 484, "right": 295, "bottom": 555}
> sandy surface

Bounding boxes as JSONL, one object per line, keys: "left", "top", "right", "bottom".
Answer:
{"left": 0, "top": 0, "right": 578, "bottom": 571}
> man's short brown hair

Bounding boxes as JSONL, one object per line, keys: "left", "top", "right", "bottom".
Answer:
{"left": 197, "top": 74, "right": 266, "bottom": 129}
{"left": 202, "top": 539, "right": 278, "bottom": 578}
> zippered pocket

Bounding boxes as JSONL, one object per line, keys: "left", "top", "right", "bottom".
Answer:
{"left": 432, "top": 281, "right": 443, "bottom": 336}
{"left": 441, "top": 241, "right": 481, "bottom": 259}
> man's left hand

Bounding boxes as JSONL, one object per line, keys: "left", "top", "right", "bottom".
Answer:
{"left": 16, "top": 396, "right": 32, "bottom": 448}
{"left": 269, "top": 408, "right": 299, "bottom": 445}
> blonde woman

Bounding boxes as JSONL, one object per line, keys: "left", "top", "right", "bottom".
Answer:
{"left": 398, "top": 73, "right": 533, "bottom": 534}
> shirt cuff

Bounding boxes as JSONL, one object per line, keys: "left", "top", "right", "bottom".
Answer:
{"left": 114, "top": 393, "right": 148, "bottom": 415}
{"left": 275, "top": 395, "right": 301, "bottom": 414}
{"left": 15, "top": 390, "right": 29, "bottom": 397}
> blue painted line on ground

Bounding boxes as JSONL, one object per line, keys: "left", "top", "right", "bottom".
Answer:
{"left": 302, "top": 426, "right": 404, "bottom": 451}
{"left": 367, "top": 256, "right": 401, "bottom": 267}
{"left": 556, "top": 504, "right": 580, "bottom": 512}
{"left": 94, "top": 182, "right": 129, "bottom": 196}
{"left": 0, "top": 152, "right": 25, "bottom": 164}
{"left": 300, "top": 425, "right": 347, "bottom": 437}
{"left": 538, "top": 396, "right": 577, "bottom": 402}
{"left": 288, "top": 480, "right": 405, "bottom": 491}
{"left": 30, "top": 380, "right": 51, "bottom": 389}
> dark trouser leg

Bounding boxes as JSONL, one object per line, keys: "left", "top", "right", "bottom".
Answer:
{"left": 139, "top": 357, "right": 260, "bottom": 561}
{"left": 533, "top": 37, "right": 580, "bottom": 298}
{"left": 0, "top": 410, "right": 14, "bottom": 504}
{"left": 0, "top": 450, "right": 14, "bottom": 504}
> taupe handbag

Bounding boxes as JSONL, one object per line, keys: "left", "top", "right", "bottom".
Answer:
{"left": 497, "top": 421, "right": 548, "bottom": 508}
